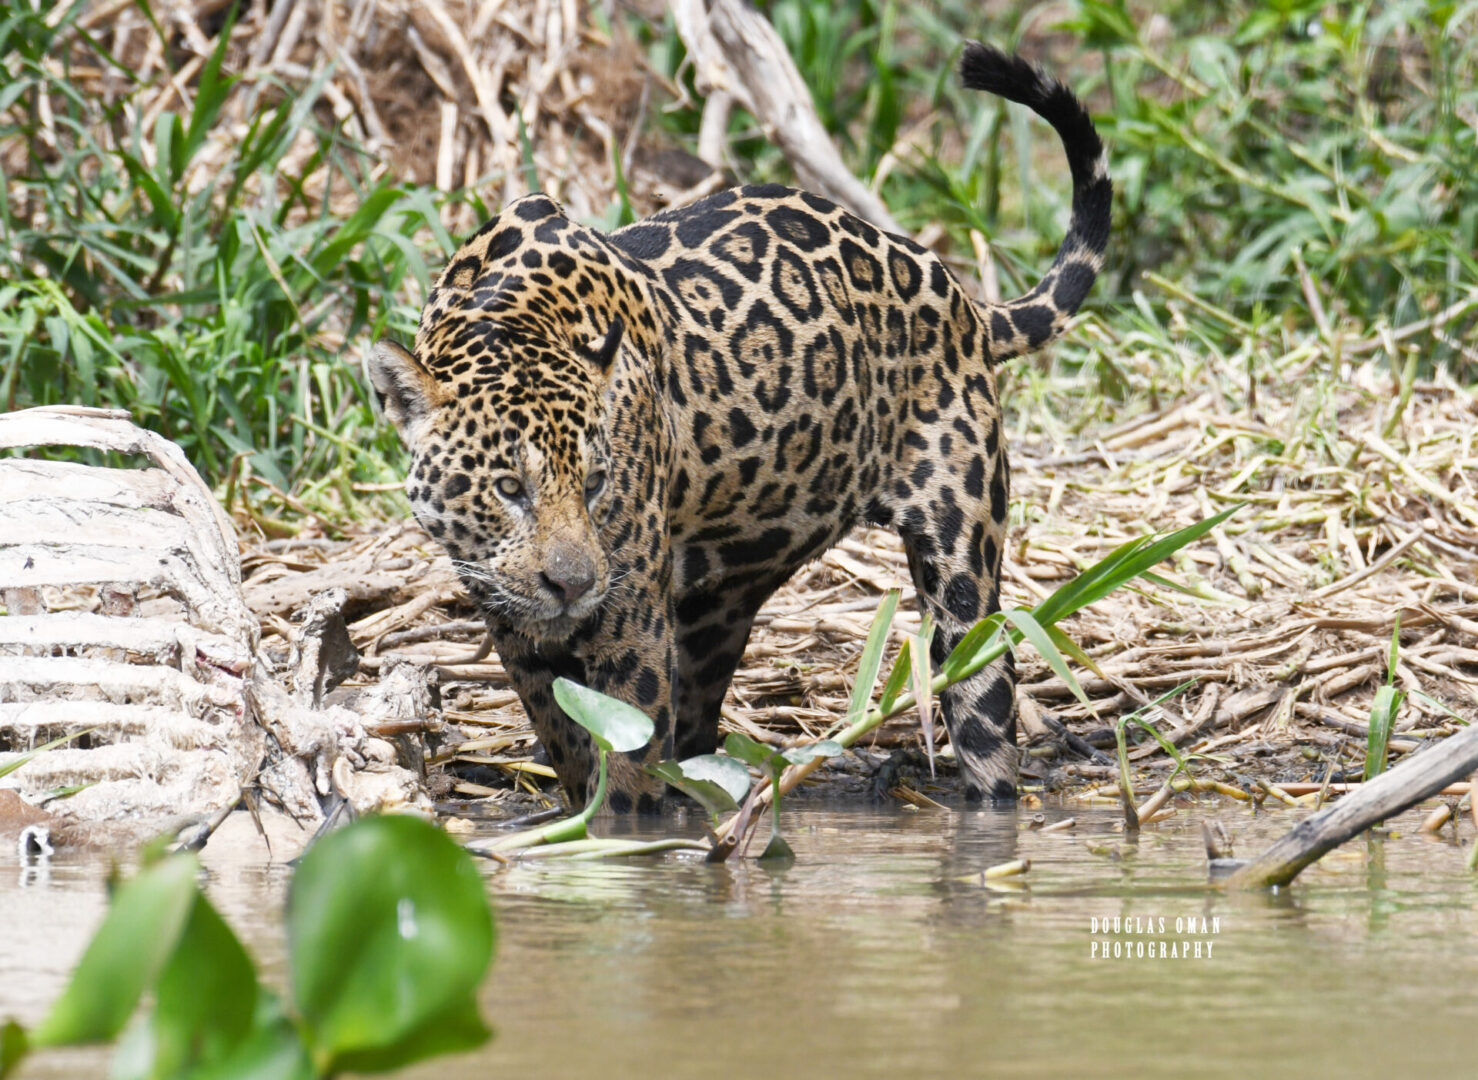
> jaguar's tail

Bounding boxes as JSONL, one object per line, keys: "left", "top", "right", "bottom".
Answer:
{"left": 960, "top": 42, "right": 1111, "bottom": 361}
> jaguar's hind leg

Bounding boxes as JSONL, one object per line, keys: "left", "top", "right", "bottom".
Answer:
{"left": 897, "top": 469, "right": 1018, "bottom": 802}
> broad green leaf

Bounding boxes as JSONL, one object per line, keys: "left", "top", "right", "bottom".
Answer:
{"left": 723, "top": 731, "right": 778, "bottom": 773}
{"left": 846, "top": 589, "right": 900, "bottom": 726}
{"left": 322, "top": 999, "right": 491, "bottom": 1075}
{"left": 0, "top": 1020, "right": 27, "bottom": 1079}
{"left": 32, "top": 856, "right": 199, "bottom": 1047}
{"left": 552, "top": 678, "right": 655, "bottom": 754}
{"left": 127, "top": 894, "right": 258, "bottom": 1079}
{"left": 679, "top": 753, "right": 753, "bottom": 803}
{"left": 287, "top": 816, "right": 493, "bottom": 1072}
{"left": 191, "top": 991, "right": 313, "bottom": 1080}
{"left": 781, "top": 740, "right": 843, "bottom": 766}
{"left": 647, "top": 759, "right": 744, "bottom": 822}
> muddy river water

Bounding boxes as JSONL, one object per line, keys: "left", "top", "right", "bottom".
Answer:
{"left": 4, "top": 801, "right": 1477, "bottom": 1078}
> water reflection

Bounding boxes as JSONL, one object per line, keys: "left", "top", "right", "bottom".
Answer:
{"left": 4, "top": 801, "right": 1477, "bottom": 1079}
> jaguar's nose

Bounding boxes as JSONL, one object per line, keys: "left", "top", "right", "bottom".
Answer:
{"left": 540, "top": 544, "right": 597, "bottom": 605}
{"left": 540, "top": 568, "right": 594, "bottom": 604}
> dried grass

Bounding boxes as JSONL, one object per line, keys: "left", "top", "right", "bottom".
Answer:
{"left": 47, "top": 0, "right": 1475, "bottom": 802}
{"left": 242, "top": 362, "right": 1478, "bottom": 803}
{"left": 39, "top": 0, "right": 691, "bottom": 240}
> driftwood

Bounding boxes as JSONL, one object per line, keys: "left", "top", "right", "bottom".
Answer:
{"left": 1225, "top": 721, "right": 1478, "bottom": 889}
{"left": 669, "top": 0, "right": 904, "bottom": 234}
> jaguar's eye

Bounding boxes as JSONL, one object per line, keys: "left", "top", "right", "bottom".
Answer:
{"left": 495, "top": 476, "right": 524, "bottom": 499}
{"left": 584, "top": 470, "right": 606, "bottom": 498}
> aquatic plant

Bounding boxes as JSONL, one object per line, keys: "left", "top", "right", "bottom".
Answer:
{"left": 467, "top": 679, "right": 709, "bottom": 859}
{"left": 1364, "top": 615, "right": 1405, "bottom": 781}
{"left": 471, "top": 505, "right": 1242, "bottom": 863}
{"left": 0, "top": 815, "right": 495, "bottom": 1079}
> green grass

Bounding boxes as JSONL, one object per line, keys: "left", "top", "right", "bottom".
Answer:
{"left": 0, "top": 1, "right": 464, "bottom": 521}
{"left": 3, "top": 0, "right": 1473, "bottom": 514}
{"left": 643, "top": 0, "right": 1477, "bottom": 381}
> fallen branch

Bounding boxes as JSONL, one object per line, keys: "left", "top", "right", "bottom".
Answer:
{"left": 1226, "top": 720, "right": 1478, "bottom": 889}
{"left": 669, "top": 0, "right": 904, "bottom": 233}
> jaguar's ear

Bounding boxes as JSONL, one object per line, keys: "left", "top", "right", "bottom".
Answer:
{"left": 587, "top": 317, "right": 625, "bottom": 373}
{"left": 366, "top": 339, "right": 439, "bottom": 439}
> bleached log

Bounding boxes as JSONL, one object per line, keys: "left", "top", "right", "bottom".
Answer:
{"left": 669, "top": 0, "right": 904, "bottom": 235}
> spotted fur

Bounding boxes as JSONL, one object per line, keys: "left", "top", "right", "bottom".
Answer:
{"left": 368, "top": 43, "right": 1111, "bottom": 811}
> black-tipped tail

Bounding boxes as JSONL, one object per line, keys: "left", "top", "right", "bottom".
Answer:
{"left": 961, "top": 43, "right": 1111, "bottom": 360}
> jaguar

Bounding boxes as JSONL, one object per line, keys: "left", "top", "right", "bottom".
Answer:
{"left": 368, "top": 43, "right": 1111, "bottom": 812}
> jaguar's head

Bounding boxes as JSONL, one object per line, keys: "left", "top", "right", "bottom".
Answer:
{"left": 368, "top": 300, "right": 625, "bottom": 639}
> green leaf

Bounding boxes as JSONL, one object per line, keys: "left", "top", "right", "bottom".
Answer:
{"left": 647, "top": 753, "right": 752, "bottom": 822}
{"left": 1119, "top": 682, "right": 1197, "bottom": 776}
{"left": 1407, "top": 690, "right": 1469, "bottom": 726}
{"left": 846, "top": 589, "right": 900, "bottom": 726}
{"left": 1386, "top": 613, "right": 1402, "bottom": 685}
{"left": 0, "top": 727, "right": 96, "bottom": 781}
{"left": 1364, "top": 685, "right": 1403, "bottom": 781}
{"left": 119, "top": 152, "right": 178, "bottom": 233}
{"left": 1033, "top": 506, "right": 1242, "bottom": 628}
{"left": 938, "top": 612, "right": 1005, "bottom": 683}
{"left": 780, "top": 740, "right": 843, "bottom": 766}
{"left": 609, "top": 140, "right": 635, "bottom": 229}
{"left": 323, "top": 998, "right": 491, "bottom": 1075}
{"left": 646, "top": 759, "right": 745, "bottom": 822}
{"left": 0, "top": 1020, "right": 27, "bottom": 1079}
{"left": 911, "top": 614, "right": 937, "bottom": 774}
{"left": 180, "top": 9, "right": 238, "bottom": 174}
{"left": 678, "top": 754, "right": 753, "bottom": 803}
{"left": 155, "top": 111, "right": 181, "bottom": 187}
{"left": 306, "top": 186, "right": 403, "bottom": 282}
{"left": 516, "top": 110, "right": 540, "bottom": 194}
{"left": 129, "top": 894, "right": 258, "bottom": 1078}
{"left": 1138, "top": 570, "right": 1213, "bottom": 600}
{"left": 287, "top": 816, "right": 494, "bottom": 1073}
{"left": 1045, "top": 623, "right": 1106, "bottom": 679}
{"left": 758, "top": 832, "right": 795, "bottom": 862}
{"left": 32, "top": 856, "right": 199, "bottom": 1047}
{"left": 552, "top": 678, "right": 655, "bottom": 754}
{"left": 190, "top": 991, "right": 314, "bottom": 1080}
{"left": 39, "top": 783, "right": 93, "bottom": 803}
{"left": 1002, "top": 608, "right": 1090, "bottom": 707}
{"left": 723, "top": 732, "right": 779, "bottom": 775}
{"left": 877, "top": 638, "right": 913, "bottom": 714}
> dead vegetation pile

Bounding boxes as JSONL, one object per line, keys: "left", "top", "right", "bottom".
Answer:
{"left": 53, "top": 0, "right": 706, "bottom": 230}
{"left": 243, "top": 363, "right": 1478, "bottom": 808}
{"left": 38, "top": 0, "right": 1476, "bottom": 809}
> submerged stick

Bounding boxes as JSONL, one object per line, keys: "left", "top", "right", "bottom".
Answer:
{"left": 1226, "top": 722, "right": 1478, "bottom": 889}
